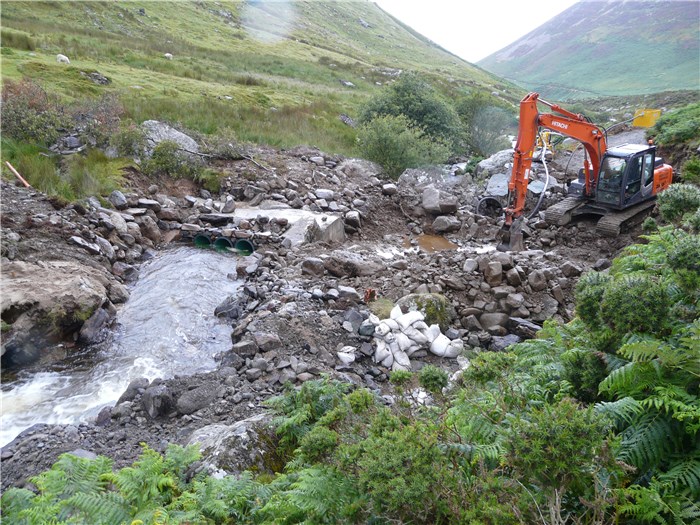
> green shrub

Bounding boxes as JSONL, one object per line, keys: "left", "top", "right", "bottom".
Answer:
{"left": 351, "top": 422, "right": 460, "bottom": 522}
{"left": 1, "top": 78, "right": 67, "bottom": 146}
{"left": 575, "top": 271, "right": 613, "bottom": 329}
{"left": 683, "top": 208, "right": 700, "bottom": 233}
{"left": 650, "top": 102, "right": 700, "bottom": 147}
{"left": 507, "top": 399, "right": 614, "bottom": 520}
{"left": 657, "top": 183, "right": 700, "bottom": 222}
{"left": 143, "top": 140, "right": 201, "bottom": 179}
{"left": 359, "top": 72, "right": 462, "bottom": 147}
{"left": 298, "top": 426, "right": 338, "bottom": 463}
{"left": 561, "top": 349, "right": 608, "bottom": 403}
{"left": 357, "top": 114, "right": 450, "bottom": 179}
{"left": 456, "top": 91, "right": 516, "bottom": 156}
{"left": 681, "top": 157, "right": 700, "bottom": 184}
{"left": 418, "top": 364, "right": 448, "bottom": 394}
{"left": 110, "top": 124, "right": 147, "bottom": 157}
{"left": 667, "top": 234, "right": 700, "bottom": 273}
{"left": 347, "top": 388, "right": 374, "bottom": 414}
{"left": 202, "top": 127, "right": 245, "bottom": 160}
{"left": 600, "top": 275, "right": 669, "bottom": 335}
{"left": 642, "top": 216, "right": 658, "bottom": 233}
{"left": 389, "top": 369, "right": 413, "bottom": 387}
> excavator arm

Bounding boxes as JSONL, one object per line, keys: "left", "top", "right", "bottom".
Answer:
{"left": 504, "top": 92, "right": 608, "bottom": 225}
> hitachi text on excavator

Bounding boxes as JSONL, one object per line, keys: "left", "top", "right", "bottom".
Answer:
{"left": 495, "top": 92, "right": 673, "bottom": 250}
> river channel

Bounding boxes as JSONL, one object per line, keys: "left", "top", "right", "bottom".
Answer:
{"left": 1, "top": 247, "right": 240, "bottom": 447}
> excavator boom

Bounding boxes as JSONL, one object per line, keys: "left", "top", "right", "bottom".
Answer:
{"left": 505, "top": 92, "right": 607, "bottom": 225}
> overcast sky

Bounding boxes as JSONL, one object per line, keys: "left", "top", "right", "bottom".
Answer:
{"left": 373, "top": 0, "right": 580, "bottom": 63}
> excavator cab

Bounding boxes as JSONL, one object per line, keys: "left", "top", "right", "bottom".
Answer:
{"left": 594, "top": 144, "right": 659, "bottom": 210}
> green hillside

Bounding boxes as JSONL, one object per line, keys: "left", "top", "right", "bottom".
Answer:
{"left": 0, "top": 0, "right": 517, "bottom": 154}
{"left": 478, "top": 0, "right": 700, "bottom": 100}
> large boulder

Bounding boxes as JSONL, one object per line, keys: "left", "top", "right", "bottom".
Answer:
{"left": 1, "top": 261, "right": 110, "bottom": 367}
{"left": 476, "top": 149, "right": 514, "bottom": 177}
{"left": 141, "top": 120, "right": 199, "bottom": 157}
{"left": 324, "top": 250, "right": 383, "bottom": 278}
{"left": 187, "top": 413, "right": 277, "bottom": 474}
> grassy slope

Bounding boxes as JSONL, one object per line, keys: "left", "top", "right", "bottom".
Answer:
{"left": 1, "top": 1, "right": 518, "bottom": 155}
{"left": 478, "top": 0, "right": 700, "bottom": 100}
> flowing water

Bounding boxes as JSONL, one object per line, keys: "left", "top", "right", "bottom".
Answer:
{"left": 0, "top": 247, "right": 241, "bottom": 447}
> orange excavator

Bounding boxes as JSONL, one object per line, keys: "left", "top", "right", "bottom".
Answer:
{"left": 498, "top": 92, "right": 673, "bottom": 249}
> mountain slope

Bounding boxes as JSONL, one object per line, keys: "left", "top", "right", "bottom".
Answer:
{"left": 478, "top": 0, "right": 699, "bottom": 100}
{"left": 0, "top": 1, "right": 518, "bottom": 154}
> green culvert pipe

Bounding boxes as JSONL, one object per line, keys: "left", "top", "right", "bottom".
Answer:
{"left": 213, "top": 237, "right": 235, "bottom": 252}
{"left": 234, "top": 239, "right": 255, "bottom": 256}
{"left": 194, "top": 234, "right": 211, "bottom": 248}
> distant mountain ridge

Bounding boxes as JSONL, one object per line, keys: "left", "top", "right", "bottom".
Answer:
{"left": 478, "top": 0, "right": 699, "bottom": 100}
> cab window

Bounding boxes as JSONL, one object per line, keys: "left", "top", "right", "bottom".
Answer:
{"left": 643, "top": 153, "right": 654, "bottom": 186}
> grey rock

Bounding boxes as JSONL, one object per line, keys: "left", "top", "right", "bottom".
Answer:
{"left": 177, "top": 384, "right": 221, "bottom": 415}
{"left": 301, "top": 257, "right": 325, "bottom": 277}
{"left": 117, "top": 377, "right": 150, "bottom": 405}
{"left": 142, "top": 120, "right": 199, "bottom": 157}
{"left": 528, "top": 270, "right": 547, "bottom": 292}
{"left": 490, "top": 334, "right": 522, "bottom": 351}
{"left": 251, "top": 332, "right": 281, "bottom": 352}
{"left": 432, "top": 215, "right": 461, "bottom": 233}
{"left": 382, "top": 183, "right": 398, "bottom": 195}
{"left": 345, "top": 210, "right": 361, "bottom": 228}
{"left": 109, "top": 190, "right": 128, "bottom": 210}
{"left": 324, "top": 250, "right": 383, "bottom": 278}
{"left": 231, "top": 339, "right": 259, "bottom": 358}
{"left": 141, "top": 384, "right": 174, "bottom": 419}
{"left": 484, "top": 261, "right": 503, "bottom": 286}
{"left": 78, "top": 307, "right": 111, "bottom": 344}
{"left": 338, "top": 286, "right": 362, "bottom": 302}
{"left": 69, "top": 236, "right": 101, "bottom": 255}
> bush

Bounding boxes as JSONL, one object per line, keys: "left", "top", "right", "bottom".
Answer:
{"left": 359, "top": 72, "right": 462, "bottom": 148}
{"left": 110, "top": 124, "right": 147, "bottom": 157}
{"left": 575, "top": 271, "right": 613, "bottom": 329}
{"left": 650, "top": 102, "right": 700, "bottom": 147}
{"left": 667, "top": 234, "right": 700, "bottom": 273}
{"left": 456, "top": 91, "right": 516, "bottom": 156}
{"left": 70, "top": 94, "right": 124, "bottom": 147}
{"left": 202, "top": 127, "right": 245, "bottom": 160}
{"left": 681, "top": 157, "right": 700, "bottom": 184}
{"left": 1, "top": 78, "right": 66, "bottom": 146}
{"left": 641, "top": 216, "right": 658, "bottom": 233}
{"left": 561, "top": 349, "right": 608, "bottom": 403}
{"left": 683, "top": 208, "right": 700, "bottom": 233}
{"left": 351, "top": 422, "right": 460, "bottom": 522}
{"left": 600, "top": 275, "right": 669, "bottom": 335}
{"left": 298, "top": 426, "right": 338, "bottom": 463}
{"left": 357, "top": 114, "right": 450, "bottom": 179}
{"left": 418, "top": 365, "right": 448, "bottom": 394}
{"left": 143, "top": 140, "right": 201, "bottom": 179}
{"left": 657, "top": 183, "right": 700, "bottom": 222}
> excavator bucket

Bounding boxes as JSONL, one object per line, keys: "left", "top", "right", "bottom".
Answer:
{"left": 633, "top": 109, "right": 661, "bottom": 128}
{"left": 497, "top": 217, "right": 525, "bottom": 252}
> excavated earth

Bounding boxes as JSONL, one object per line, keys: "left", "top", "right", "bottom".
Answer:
{"left": 0, "top": 141, "right": 648, "bottom": 490}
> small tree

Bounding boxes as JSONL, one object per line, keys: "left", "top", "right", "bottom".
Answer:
{"left": 357, "top": 114, "right": 450, "bottom": 179}
{"left": 359, "top": 72, "right": 462, "bottom": 148}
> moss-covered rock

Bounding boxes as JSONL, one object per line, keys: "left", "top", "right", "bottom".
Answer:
{"left": 396, "top": 293, "right": 456, "bottom": 330}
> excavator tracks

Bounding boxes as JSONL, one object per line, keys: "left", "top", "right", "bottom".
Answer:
{"left": 595, "top": 200, "right": 656, "bottom": 236}
{"left": 543, "top": 197, "right": 585, "bottom": 226}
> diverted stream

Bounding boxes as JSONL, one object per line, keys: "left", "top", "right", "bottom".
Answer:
{"left": 1, "top": 247, "right": 241, "bottom": 447}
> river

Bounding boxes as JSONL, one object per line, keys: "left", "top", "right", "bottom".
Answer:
{"left": 0, "top": 247, "right": 240, "bottom": 447}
